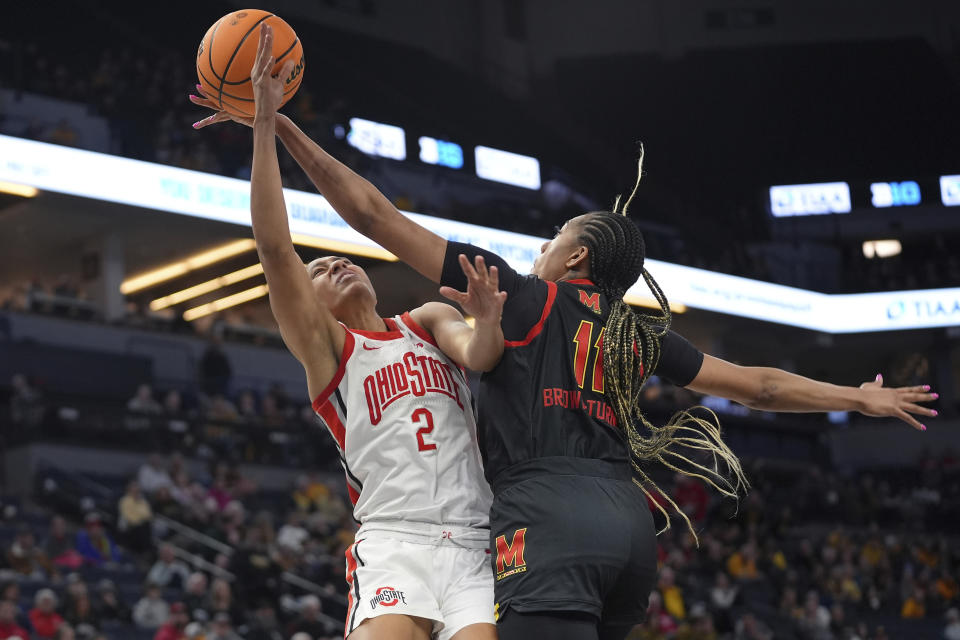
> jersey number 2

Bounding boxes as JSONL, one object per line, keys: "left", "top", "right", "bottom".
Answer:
{"left": 572, "top": 320, "right": 604, "bottom": 392}
{"left": 412, "top": 408, "right": 437, "bottom": 452}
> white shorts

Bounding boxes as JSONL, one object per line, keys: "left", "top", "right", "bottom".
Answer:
{"left": 344, "top": 521, "right": 495, "bottom": 640}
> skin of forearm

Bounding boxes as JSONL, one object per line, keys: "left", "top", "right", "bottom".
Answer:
{"left": 462, "top": 320, "right": 504, "bottom": 372}
{"left": 251, "top": 117, "right": 295, "bottom": 258}
{"left": 744, "top": 367, "right": 864, "bottom": 413}
{"left": 275, "top": 115, "right": 389, "bottom": 235}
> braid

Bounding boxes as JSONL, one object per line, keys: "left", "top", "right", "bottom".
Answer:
{"left": 577, "top": 176, "right": 748, "bottom": 544}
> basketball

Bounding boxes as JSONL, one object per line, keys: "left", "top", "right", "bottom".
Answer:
{"left": 196, "top": 9, "right": 304, "bottom": 118}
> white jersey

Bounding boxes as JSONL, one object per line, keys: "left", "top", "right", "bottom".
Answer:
{"left": 312, "top": 312, "right": 493, "bottom": 528}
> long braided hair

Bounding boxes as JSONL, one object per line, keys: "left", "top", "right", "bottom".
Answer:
{"left": 576, "top": 149, "right": 748, "bottom": 543}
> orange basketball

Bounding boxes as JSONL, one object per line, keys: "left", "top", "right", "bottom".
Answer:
{"left": 196, "top": 9, "right": 304, "bottom": 118}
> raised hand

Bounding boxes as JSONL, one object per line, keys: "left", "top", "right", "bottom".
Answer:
{"left": 189, "top": 23, "right": 293, "bottom": 129}
{"left": 857, "top": 374, "right": 938, "bottom": 431}
{"left": 439, "top": 255, "right": 508, "bottom": 326}
{"left": 250, "top": 23, "right": 294, "bottom": 121}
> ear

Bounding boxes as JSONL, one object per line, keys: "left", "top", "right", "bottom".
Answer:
{"left": 565, "top": 245, "right": 589, "bottom": 271}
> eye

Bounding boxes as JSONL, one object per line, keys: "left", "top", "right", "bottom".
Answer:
{"left": 553, "top": 226, "right": 562, "bottom": 237}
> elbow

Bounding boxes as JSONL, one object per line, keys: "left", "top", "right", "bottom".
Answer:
{"left": 743, "top": 376, "right": 778, "bottom": 410}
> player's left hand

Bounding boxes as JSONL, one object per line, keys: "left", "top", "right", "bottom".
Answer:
{"left": 857, "top": 374, "right": 938, "bottom": 431}
{"left": 189, "top": 86, "right": 252, "bottom": 129}
{"left": 439, "top": 254, "right": 507, "bottom": 326}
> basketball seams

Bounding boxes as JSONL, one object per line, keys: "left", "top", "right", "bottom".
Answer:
{"left": 217, "top": 13, "right": 274, "bottom": 107}
{"left": 221, "top": 35, "right": 299, "bottom": 85}
{"left": 197, "top": 11, "right": 302, "bottom": 118}
{"left": 207, "top": 18, "right": 224, "bottom": 82}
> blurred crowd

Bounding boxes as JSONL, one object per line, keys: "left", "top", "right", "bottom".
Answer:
{"left": 2, "top": 444, "right": 957, "bottom": 640}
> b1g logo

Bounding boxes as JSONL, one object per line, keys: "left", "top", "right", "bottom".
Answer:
{"left": 495, "top": 528, "right": 527, "bottom": 581}
{"left": 370, "top": 586, "right": 407, "bottom": 609}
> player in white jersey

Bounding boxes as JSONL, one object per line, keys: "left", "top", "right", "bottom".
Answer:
{"left": 238, "top": 25, "right": 504, "bottom": 640}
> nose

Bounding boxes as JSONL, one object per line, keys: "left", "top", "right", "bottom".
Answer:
{"left": 540, "top": 241, "right": 549, "bottom": 254}
{"left": 329, "top": 258, "right": 348, "bottom": 274}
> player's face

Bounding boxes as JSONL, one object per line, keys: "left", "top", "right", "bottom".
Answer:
{"left": 531, "top": 216, "right": 589, "bottom": 281}
{"left": 306, "top": 256, "right": 378, "bottom": 315}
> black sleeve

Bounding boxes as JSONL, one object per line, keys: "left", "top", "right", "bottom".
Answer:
{"left": 655, "top": 330, "right": 704, "bottom": 387}
{"left": 441, "top": 241, "right": 549, "bottom": 343}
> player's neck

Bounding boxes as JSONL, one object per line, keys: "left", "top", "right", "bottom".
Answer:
{"left": 556, "top": 268, "right": 591, "bottom": 284}
{"left": 341, "top": 306, "right": 388, "bottom": 332}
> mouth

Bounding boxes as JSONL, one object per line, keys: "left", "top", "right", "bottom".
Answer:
{"left": 336, "top": 271, "right": 358, "bottom": 286}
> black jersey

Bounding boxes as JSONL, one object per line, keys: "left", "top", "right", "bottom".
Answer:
{"left": 441, "top": 241, "right": 704, "bottom": 486}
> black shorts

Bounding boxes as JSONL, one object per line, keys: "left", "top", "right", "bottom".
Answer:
{"left": 489, "top": 457, "right": 658, "bottom": 627}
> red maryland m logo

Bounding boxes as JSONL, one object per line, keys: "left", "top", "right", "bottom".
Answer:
{"left": 495, "top": 528, "right": 527, "bottom": 573}
{"left": 578, "top": 290, "right": 601, "bottom": 314}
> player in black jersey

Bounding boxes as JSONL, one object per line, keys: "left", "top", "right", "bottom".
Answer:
{"left": 189, "top": 101, "right": 937, "bottom": 639}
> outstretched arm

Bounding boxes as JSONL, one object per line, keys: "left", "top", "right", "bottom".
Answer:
{"left": 248, "top": 25, "right": 343, "bottom": 397}
{"left": 275, "top": 117, "right": 448, "bottom": 282}
{"left": 189, "top": 94, "right": 447, "bottom": 282}
{"left": 686, "top": 354, "right": 937, "bottom": 431}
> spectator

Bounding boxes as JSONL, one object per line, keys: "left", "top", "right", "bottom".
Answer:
{"left": 5, "top": 526, "right": 54, "bottom": 579}
{"left": 75, "top": 513, "right": 121, "bottom": 565}
{"left": 734, "top": 612, "right": 774, "bottom": 640}
{"left": 946, "top": 608, "right": 960, "bottom": 640}
{"left": 276, "top": 512, "right": 309, "bottom": 553}
{"left": 205, "top": 579, "right": 242, "bottom": 626}
{"left": 45, "top": 516, "right": 83, "bottom": 569}
{"left": 0, "top": 583, "right": 25, "bottom": 627}
{"left": 798, "top": 590, "right": 832, "bottom": 640}
{"left": 146, "top": 544, "right": 190, "bottom": 590}
{"left": 285, "top": 595, "right": 329, "bottom": 639}
{"left": 93, "top": 580, "right": 130, "bottom": 624}
{"left": 641, "top": 591, "right": 678, "bottom": 637}
{"left": 53, "top": 623, "right": 75, "bottom": 640}
{"left": 10, "top": 373, "right": 43, "bottom": 426}
{"left": 237, "top": 390, "right": 259, "bottom": 422}
{"left": 727, "top": 541, "right": 761, "bottom": 580}
{"left": 199, "top": 338, "right": 232, "bottom": 397}
{"left": 118, "top": 480, "right": 154, "bottom": 553}
{"left": 63, "top": 588, "right": 99, "bottom": 639}
{"left": 0, "top": 601, "right": 28, "bottom": 640}
{"left": 207, "top": 612, "right": 241, "bottom": 640}
{"left": 163, "top": 390, "right": 184, "bottom": 415}
{"left": 658, "top": 566, "right": 686, "bottom": 621}
{"left": 138, "top": 454, "right": 174, "bottom": 496}
{"left": 153, "top": 602, "right": 189, "bottom": 640}
{"left": 28, "top": 589, "right": 64, "bottom": 639}
{"left": 674, "top": 473, "right": 709, "bottom": 524}
{"left": 245, "top": 602, "right": 282, "bottom": 640}
{"left": 902, "top": 586, "right": 927, "bottom": 618}
{"left": 183, "top": 572, "right": 208, "bottom": 621}
{"left": 132, "top": 583, "right": 170, "bottom": 630}
{"left": 128, "top": 384, "right": 162, "bottom": 414}
{"left": 205, "top": 395, "right": 239, "bottom": 422}
{"left": 184, "top": 622, "right": 206, "bottom": 640}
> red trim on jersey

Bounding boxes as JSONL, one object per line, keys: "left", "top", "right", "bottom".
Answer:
{"left": 346, "top": 483, "right": 360, "bottom": 506}
{"left": 566, "top": 278, "right": 596, "bottom": 286}
{"left": 317, "top": 402, "right": 346, "bottom": 451}
{"left": 345, "top": 543, "right": 358, "bottom": 637}
{"left": 311, "top": 331, "right": 356, "bottom": 413}
{"left": 349, "top": 317, "right": 404, "bottom": 340}
{"left": 400, "top": 311, "right": 438, "bottom": 347}
{"left": 505, "top": 280, "right": 557, "bottom": 348}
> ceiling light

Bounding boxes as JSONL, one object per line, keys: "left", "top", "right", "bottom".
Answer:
{"left": 149, "top": 264, "right": 264, "bottom": 310}
{"left": 624, "top": 293, "right": 687, "bottom": 314}
{"left": 183, "top": 284, "right": 269, "bottom": 321}
{"left": 0, "top": 181, "right": 38, "bottom": 197}
{"left": 291, "top": 234, "right": 397, "bottom": 261}
{"left": 121, "top": 239, "right": 256, "bottom": 294}
{"left": 862, "top": 239, "right": 902, "bottom": 259}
